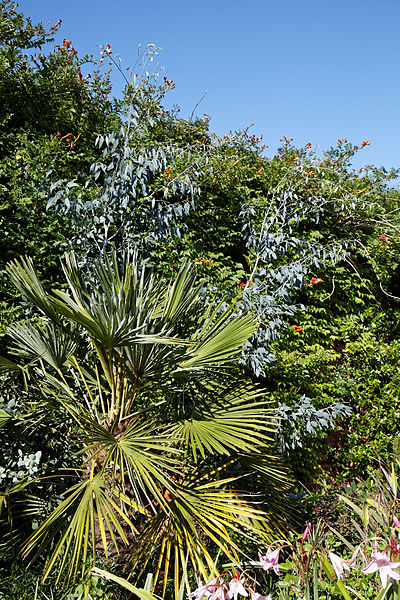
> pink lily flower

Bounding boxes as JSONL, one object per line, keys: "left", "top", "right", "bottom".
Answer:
{"left": 362, "top": 550, "right": 400, "bottom": 588}
{"left": 259, "top": 547, "right": 282, "bottom": 576}
{"left": 209, "top": 585, "right": 228, "bottom": 600}
{"left": 394, "top": 515, "right": 400, "bottom": 528}
{"left": 248, "top": 590, "right": 272, "bottom": 600}
{"left": 328, "top": 552, "right": 351, "bottom": 580}
{"left": 228, "top": 578, "right": 248, "bottom": 600}
{"left": 189, "top": 577, "right": 220, "bottom": 599}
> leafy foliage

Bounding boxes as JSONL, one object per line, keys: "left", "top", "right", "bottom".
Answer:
{"left": 1, "top": 2, "right": 400, "bottom": 598}
{"left": 0, "top": 251, "right": 288, "bottom": 595}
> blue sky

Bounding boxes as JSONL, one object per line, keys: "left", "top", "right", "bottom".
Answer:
{"left": 18, "top": 0, "right": 400, "bottom": 173}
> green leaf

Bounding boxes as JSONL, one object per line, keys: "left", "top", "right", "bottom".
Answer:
{"left": 169, "top": 383, "right": 276, "bottom": 460}
{"left": 91, "top": 568, "right": 160, "bottom": 600}
{"left": 0, "top": 408, "right": 12, "bottom": 428}
{"left": 22, "top": 474, "right": 136, "bottom": 585}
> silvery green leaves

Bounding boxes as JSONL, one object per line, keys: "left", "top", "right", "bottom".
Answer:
{"left": 239, "top": 277, "right": 301, "bottom": 377}
{"left": 238, "top": 161, "right": 356, "bottom": 377}
{"left": 0, "top": 449, "right": 42, "bottom": 485}
{"left": 276, "top": 395, "right": 352, "bottom": 452}
{"left": 46, "top": 123, "right": 205, "bottom": 259}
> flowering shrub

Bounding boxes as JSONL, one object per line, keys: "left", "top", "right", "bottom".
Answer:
{"left": 241, "top": 525, "right": 400, "bottom": 599}
{"left": 242, "top": 471, "right": 400, "bottom": 599}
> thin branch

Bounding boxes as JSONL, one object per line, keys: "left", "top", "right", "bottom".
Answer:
{"left": 189, "top": 90, "right": 208, "bottom": 122}
{"left": 321, "top": 277, "right": 335, "bottom": 302}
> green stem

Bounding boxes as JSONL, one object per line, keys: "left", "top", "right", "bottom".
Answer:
{"left": 313, "top": 560, "right": 319, "bottom": 600}
{"left": 393, "top": 580, "right": 400, "bottom": 600}
{"left": 305, "top": 577, "right": 310, "bottom": 600}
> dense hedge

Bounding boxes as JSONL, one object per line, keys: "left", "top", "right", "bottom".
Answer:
{"left": 1, "top": 2, "right": 400, "bottom": 597}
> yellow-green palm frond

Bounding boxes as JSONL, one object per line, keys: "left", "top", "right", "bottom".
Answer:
{"left": 78, "top": 416, "right": 181, "bottom": 510}
{"left": 22, "top": 474, "right": 136, "bottom": 586}
{"left": 168, "top": 383, "right": 277, "bottom": 461}
{"left": 131, "top": 470, "right": 270, "bottom": 595}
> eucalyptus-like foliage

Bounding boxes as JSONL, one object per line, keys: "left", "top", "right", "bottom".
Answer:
{"left": 239, "top": 176, "right": 349, "bottom": 377}
{"left": 0, "top": 251, "right": 289, "bottom": 595}
{"left": 46, "top": 70, "right": 208, "bottom": 260}
{"left": 237, "top": 140, "right": 400, "bottom": 377}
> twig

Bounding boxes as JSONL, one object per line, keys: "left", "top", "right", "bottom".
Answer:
{"left": 321, "top": 277, "right": 335, "bottom": 302}
{"left": 189, "top": 90, "right": 208, "bottom": 122}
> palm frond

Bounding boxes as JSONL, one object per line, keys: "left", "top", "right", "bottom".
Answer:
{"left": 0, "top": 355, "right": 25, "bottom": 371}
{"left": 177, "top": 307, "right": 258, "bottom": 372}
{"left": 159, "top": 261, "right": 200, "bottom": 324}
{"left": 79, "top": 417, "right": 181, "bottom": 510}
{"left": 7, "top": 322, "right": 77, "bottom": 370}
{"left": 168, "top": 383, "right": 277, "bottom": 461}
{"left": 0, "top": 480, "right": 43, "bottom": 551}
{"left": 22, "top": 474, "right": 136, "bottom": 586}
{"left": 6, "top": 257, "right": 60, "bottom": 322}
{"left": 131, "top": 471, "right": 269, "bottom": 591}
{"left": 0, "top": 408, "right": 12, "bottom": 428}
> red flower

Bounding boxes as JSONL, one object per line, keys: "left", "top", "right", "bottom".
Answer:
{"left": 362, "top": 141, "right": 371, "bottom": 147}
{"left": 309, "top": 277, "right": 323, "bottom": 286}
{"left": 380, "top": 235, "right": 387, "bottom": 243}
{"left": 292, "top": 325, "right": 302, "bottom": 332}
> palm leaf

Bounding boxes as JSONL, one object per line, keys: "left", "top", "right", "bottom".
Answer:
{"left": 0, "top": 480, "right": 45, "bottom": 551}
{"left": 22, "top": 474, "right": 136, "bottom": 585}
{"left": 91, "top": 567, "right": 160, "bottom": 600}
{"left": 79, "top": 416, "right": 181, "bottom": 510}
{"left": 7, "top": 322, "right": 77, "bottom": 370}
{"left": 177, "top": 307, "right": 258, "bottom": 372}
{"left": 6, "top": 257, "right": 60, "bottom": 322}
{"left": 0, "top": 355, "right": 25, "bottom": 371}
{"left": 168, "top": 383, "right": 277, "bottom": 460}
{"left": 159, "top": 261, "right": 200, "bottom": 324}
{"left": 131, "top": 470, "right": 268, "bottom": 591}
{"left": 0, "top": 408, "right": 12, "bottom": 428}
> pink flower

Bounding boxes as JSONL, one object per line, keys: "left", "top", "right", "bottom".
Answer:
{"left": 302, "top": 523, "right": 311, "bottom": 544}
{"left": 228, "top": 578, "right": 248, "bottom": 600}
{"left": 328, "top": 552, "right": 351, "bottom": 580}
{"left": 363, "top": 549, "right": 400, "bottom": 588}
{"left": 259, "top": 547, "right": 282, "bottom": 576}
{"left": 248, "top": 591, "right": 271, "bottom": 600}
{"left": 394, "top": 515, "right": 400, "bottom": 528}
{"left": 209, "top": 586, "right": 228, "bottom": 600}
{"left": 189, "top": 577, "right": 220, "bottom": 599}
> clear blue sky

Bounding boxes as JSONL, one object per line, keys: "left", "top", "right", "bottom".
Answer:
{"left": 17, "top": 0, "right": 400, "bottom": 173}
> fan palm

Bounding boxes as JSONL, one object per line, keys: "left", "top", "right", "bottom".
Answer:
{"left": 0, "top": 251, "right": 289, "bottom": 596}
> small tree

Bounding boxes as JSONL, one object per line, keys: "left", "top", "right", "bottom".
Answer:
{"left": 0, "top": 251, "right": 288, "bottom": 596}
